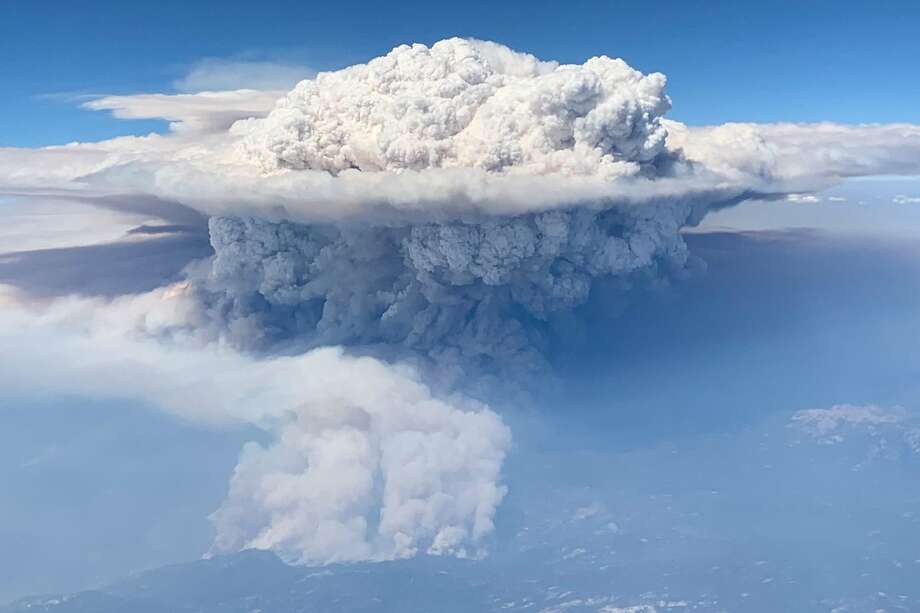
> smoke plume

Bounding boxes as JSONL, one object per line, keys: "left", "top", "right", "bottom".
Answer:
{"left": 3, "top": 38, "right": 920, "bottom": 569}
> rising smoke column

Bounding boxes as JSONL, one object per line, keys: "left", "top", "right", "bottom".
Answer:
{"left": 186, "top": 39, "right": 705, "bottom": 561}
{"left": 209, "top": 364, "right": 511, "bottom": 564}
{"left": 0, "top": 288, "right": 511, "bottom": 565}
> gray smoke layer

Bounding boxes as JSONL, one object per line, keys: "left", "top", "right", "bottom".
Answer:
{"left": 195, "top": 199, "right": 693, "bottom": 371}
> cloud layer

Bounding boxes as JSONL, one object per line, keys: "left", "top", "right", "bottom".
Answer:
{"left": 85, "top": 90, "right": 283, "bottom": 134}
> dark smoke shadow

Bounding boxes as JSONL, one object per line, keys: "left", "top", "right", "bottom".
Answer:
{"left": 3, "top": 193, "right": 211, "bottom": 228}
{"left": 517, "top": 227, "right": 920, "bottom": 450}
{"left": 0, "top": 229, "right": 212, "bottom": 298}
{"left": 82, "top": 194, "right": 208, "bottom": 228}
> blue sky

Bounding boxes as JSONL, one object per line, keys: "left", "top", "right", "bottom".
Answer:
{"left": 3, "top": 0, "right": 920, "bottom": 146}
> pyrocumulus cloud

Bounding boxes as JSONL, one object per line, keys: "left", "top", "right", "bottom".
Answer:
{"left": 3, "top": 38, "right": 920, "bottom": 567}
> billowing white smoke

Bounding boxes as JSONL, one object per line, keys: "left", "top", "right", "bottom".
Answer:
{"left": 0, "top": 287, "right": 511, "bottom": 563}
{"left": 237, "top": 38, "right": 671, "bottom": 178}
{"left": 210, "top": 375, "right": 510, "bottom": 563}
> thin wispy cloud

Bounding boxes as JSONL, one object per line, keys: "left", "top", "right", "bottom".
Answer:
{"left": 173, "top": 58, "right": 314, "bottom": 92}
